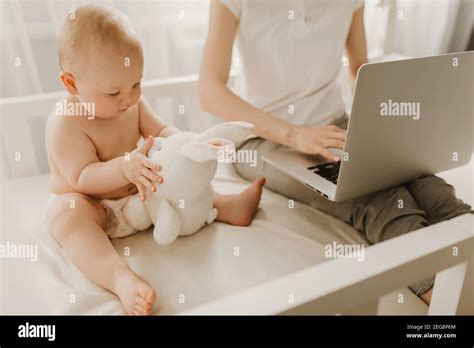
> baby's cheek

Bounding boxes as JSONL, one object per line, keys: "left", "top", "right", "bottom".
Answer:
{"left": 96, "top": 97, "right": 116, "bottom": 116}
{"left": 132, "top": 87, "right": 141, "bottom": 105}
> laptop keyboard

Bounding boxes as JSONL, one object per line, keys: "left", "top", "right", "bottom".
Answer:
{"left": 307, "top": 161, "right": 341, "bottom": 185}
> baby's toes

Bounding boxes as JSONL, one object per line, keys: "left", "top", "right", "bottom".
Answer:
{"left": 255, "top": 176, "right": 266, "bottom": 187}
{"left": 139, "top": 284, "right": 156, "bottom": 305}
{"left": 135, "top": 296, "right": 152, "bottom": 313}
{"left": 134, "top": 304, "right": 147, "bottom": 315}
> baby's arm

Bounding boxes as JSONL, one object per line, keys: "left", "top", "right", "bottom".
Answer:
{"left": 49, "top": 119, "right": 129, "bottom": 194}
{"left": 138, "top": 96, "right": 180, "bottom": 139}
{"left": 49, "top": 118, "right": 159, "bottom": 197}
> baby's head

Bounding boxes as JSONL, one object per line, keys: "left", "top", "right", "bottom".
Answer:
{"left": 58, "top": 5, "right": 143, "bottom": 118}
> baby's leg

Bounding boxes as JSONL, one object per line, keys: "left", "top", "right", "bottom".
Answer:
{"left": 47, "top": 193, "right": 156, "bottom": 315}
{"left": 214, "top": 177, "right": 266, "bottom": 226}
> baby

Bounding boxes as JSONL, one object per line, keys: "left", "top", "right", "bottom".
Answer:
{"left": 46, "top": 5, "right": 265, "bottom": 315}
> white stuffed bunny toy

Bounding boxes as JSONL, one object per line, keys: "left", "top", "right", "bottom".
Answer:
{"left": 123, "top": 121, "right": 255, "bottom": 245}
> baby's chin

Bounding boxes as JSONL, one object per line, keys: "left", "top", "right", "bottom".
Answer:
{"left": 94, "top": 110, "right": 126, "bottom": 119}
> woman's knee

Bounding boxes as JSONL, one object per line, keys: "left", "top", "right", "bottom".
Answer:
{"left": 233, "top": 138, "right": 267, "bottom": 181}
{"left": 234, "top": 137, "right": 283, "bottom": 181}
{"left": 351, "top": 185, "right": 428, "bottom": 243}
{"left": 407, "top": 175, "right": 472, "bottom": 222}
{"left": 407, "top": 175, "right": 451, "bottom": 196}
{"left": 234, "top": 161, "right": 258, "bottom": 182}
{"left": 368, "top": 214, "right": 429, "bottom": 244}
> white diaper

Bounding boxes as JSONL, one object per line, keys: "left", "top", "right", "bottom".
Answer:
{"left": 100, "top": 195, "right": 143, "bottom": 239}
{"left": 48, "top": 194, "right": 144, "bottom": 239}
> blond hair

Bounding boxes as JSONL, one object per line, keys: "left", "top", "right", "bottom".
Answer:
{"left": 58, "top": 5, "right": 140, "bottom": 71}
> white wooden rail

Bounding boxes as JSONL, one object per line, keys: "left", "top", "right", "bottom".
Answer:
{"left": 183, "top": 214, "right": 473, "bottom": 315}
{"left": 0, "top": 75, "right": 201, "bottom": 178}
{"left": 1, "top": 75, "right": 472, "bottom": 315}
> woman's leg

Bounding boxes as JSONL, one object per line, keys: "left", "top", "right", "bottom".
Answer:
{"left": 235, "top": 137, "right": 434, "bottom": 298}
{"left": 234, "top": 137, "right": 346, "bottom": 214}
{"left": 344, "top": 186, "right": 435, "bottom": 300}
{"left": 234, "top": 137, "right": 429, "bottom": 235}
{"left": 406, "top": 175, "right": 472, "bottom": 224}
{"left": 233, "top": 115, "right": 356, "bottom": 223}
{"left": 47, "top": 193, "right": 156, "bottom": 315}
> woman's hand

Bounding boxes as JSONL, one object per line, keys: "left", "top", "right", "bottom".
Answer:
{"left": 120, "top": 136, "right": 163, "bottom": 201}
{"left": 289, "top": 125, "right": 346, "bottom": 161}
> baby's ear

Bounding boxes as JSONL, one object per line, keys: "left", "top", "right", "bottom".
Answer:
{"left": 195, "top": 122, "right": 255, "bottom": 144}
{"left": 181, "top": 138, "right": 235, "bottom": 163}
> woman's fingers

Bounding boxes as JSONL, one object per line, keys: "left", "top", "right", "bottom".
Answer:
{"left": 328, "top": 130, "right": 347, "bottom": 141}
{"left": 325, "top": 125, "right": 346, "bottom": 137}
{"left": 316, "top": 146, "right": 339, "bottom": 162}
{"left": 322, "top": 138, "right": 345, "bottom": 149}
{"left": 328, "top": 125, "right": 345, "bottom": 132}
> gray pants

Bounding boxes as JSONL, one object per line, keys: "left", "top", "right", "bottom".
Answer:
{"left": 235, "top": 117, "right": 472, "bottom": 296}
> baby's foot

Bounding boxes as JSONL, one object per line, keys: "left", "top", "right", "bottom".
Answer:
{"left": 217, "top": 177, "right": 266, "bottom": 226}
{"left": 112, "top": 267, "right": 156, "bottom": 315}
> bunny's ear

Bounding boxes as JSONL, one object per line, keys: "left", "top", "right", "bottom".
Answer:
{"left": 195, "top": 121, "right": 255, "bottom": 144}
{"left": 137, "top": 137, "right": 146, "bottom": 148}
{"left": 138, "top": 137, "right": 166, "bottom": 157}
{"left": 181, "top": 138, "right": 235, "bottom": 163}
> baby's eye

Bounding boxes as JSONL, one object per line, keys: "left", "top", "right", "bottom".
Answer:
{"left": 133, "top": 82, "right": 141, "bottom": 88}
{"left": 107, "top": 91, "right": 120, "bottom": 97}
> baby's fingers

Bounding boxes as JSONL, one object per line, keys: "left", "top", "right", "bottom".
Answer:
{"left": 142, "top": 168, "right": 163, "bottom": 184}
{"left": 143, "top": 158, "right": 161, "bottom": 174}
{"left": 138, "top": 136, "right": 154, "bottom": 155}
{"left": 137, "top": 183, "right": 146, "bottom": 201}
{"left": 139, "top": 175, "right": 157, "bottom": 193}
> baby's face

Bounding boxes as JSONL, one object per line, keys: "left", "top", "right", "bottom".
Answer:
{"left": 75, "top": 46, "right": 144, "bottom": 119}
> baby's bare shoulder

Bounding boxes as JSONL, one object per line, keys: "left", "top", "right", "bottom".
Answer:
{"left": 46, "top": 102, "right": 92, "bottom": 151}
{"left": 47, "top": 100, "right": 88, "bottom": 135}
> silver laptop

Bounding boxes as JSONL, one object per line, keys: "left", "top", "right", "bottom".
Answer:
{"left": 263, "top": 51, "right": 473, "bottom": 202}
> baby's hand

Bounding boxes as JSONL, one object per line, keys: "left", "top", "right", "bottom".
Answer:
{"left": 121, "top": 136, "right": 163, "bottom": 200}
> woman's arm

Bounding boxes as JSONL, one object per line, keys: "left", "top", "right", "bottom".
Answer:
{"left": 345, "top": 5, "right": 368, "bottom": 79}
{"left": 199, "top": 1, "right": 345, "bottom": 161}
{"left": 199, "top": 1, "right": 294, "bottom": 147}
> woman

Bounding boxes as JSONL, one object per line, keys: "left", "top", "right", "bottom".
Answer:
{"left": 199, "top": 0, "right": 471, "bottom": 305}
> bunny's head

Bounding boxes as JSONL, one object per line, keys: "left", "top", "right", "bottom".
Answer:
{"left": 145, "top": 122, "right": 255, "bottom": 202}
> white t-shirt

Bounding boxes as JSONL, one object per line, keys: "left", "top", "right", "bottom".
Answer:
{"left": 220, "top": 0, "right": 364, "bottom": 126}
